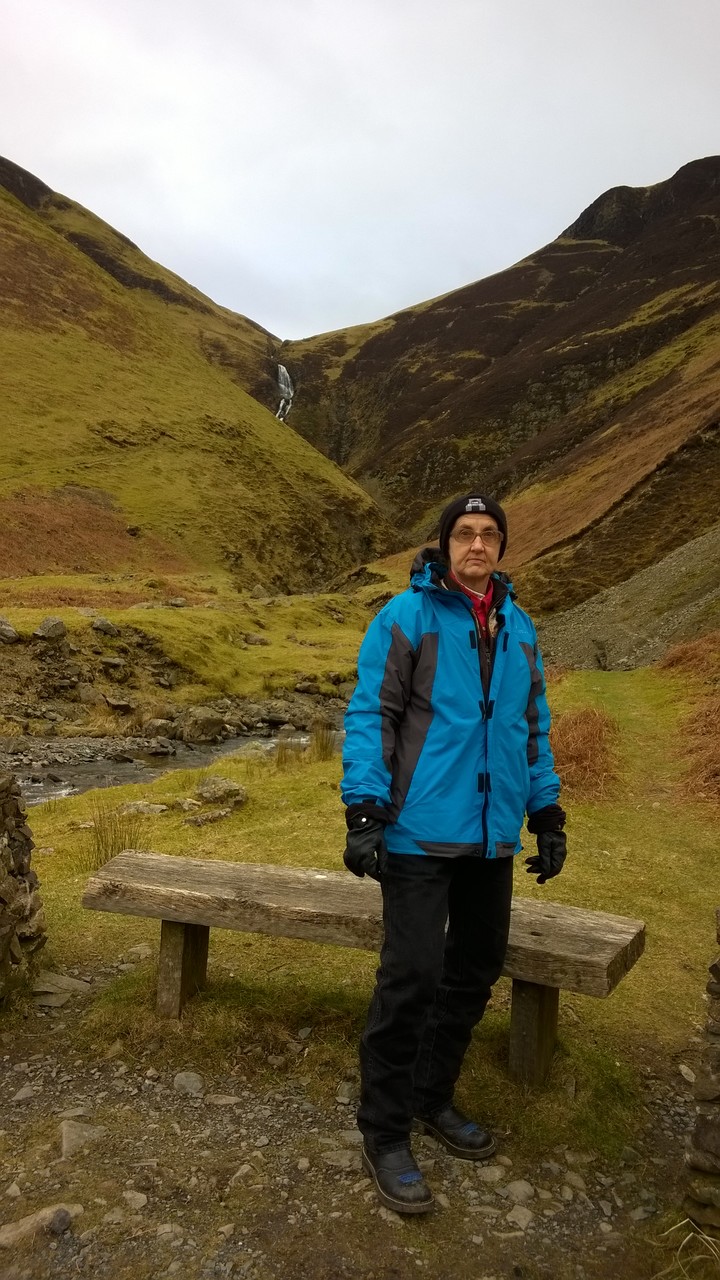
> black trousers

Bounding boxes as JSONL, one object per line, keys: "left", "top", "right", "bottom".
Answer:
{"left": 358, "top": 851, "right": 514, "bottom": 1151}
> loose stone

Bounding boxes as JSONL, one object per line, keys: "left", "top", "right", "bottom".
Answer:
{"left": 506, "top": 1204, "right": 534, "bottom": 1230}
{"left": 60, "top": 1120, "right": 108, "bottom": 1158}
{"left": 173, "top": 1071, "right": 205, "bottom": 1097}
{"left": 505, "top": 1180, "right": 535, "bottom": 1204}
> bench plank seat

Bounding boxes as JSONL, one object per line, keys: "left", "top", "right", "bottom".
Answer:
{"left": 83, "top": 850, "right": 645, "bottom": 1083}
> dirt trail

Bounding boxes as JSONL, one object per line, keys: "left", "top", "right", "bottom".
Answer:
{"left": 0, "top": 968, "right": 696, "bottom": 1280}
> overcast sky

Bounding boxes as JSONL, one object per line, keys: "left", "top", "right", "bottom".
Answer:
{"left": 3, "top": 0, "right": 719, "bottom": 338}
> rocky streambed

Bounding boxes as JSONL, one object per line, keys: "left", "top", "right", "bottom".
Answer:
{"left": 0, "top": 733, "right": 283, "bottom": 806}
{"left": 0, "top": 691, "right": 346, "bottom": 805}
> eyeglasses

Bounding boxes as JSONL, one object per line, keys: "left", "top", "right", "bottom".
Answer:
{"left": 451, "top": 526, "right": 503, "bottom": 548}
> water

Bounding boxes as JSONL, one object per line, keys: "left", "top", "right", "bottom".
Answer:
{"left": 17, "top": 733, "right": 310, "bottom": 806}
{"left": 275, "top": 363, "right": 294, "bottom": 420}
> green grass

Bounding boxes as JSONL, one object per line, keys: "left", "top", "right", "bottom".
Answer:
{"left": 17, "top": 665, "right": 719, "bottom": 1166}
{"left": 0, "top": 589, "right": 367, "bottom": 700}
{"left": 0, "top": 184, "right": 388, "bottom": 588}
{"left": 583, "top": 309, "right": 720, "bottom": 415}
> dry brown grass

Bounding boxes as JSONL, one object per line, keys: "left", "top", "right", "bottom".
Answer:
{"left": 59, "top": 709, "right": 122, "bottom": 738}
{"left": 550, "top": 706, "right": 619, "bottom": 800}
{"left": 544, "top": 663, "right": 568, "bottom": 685}
{"left": 659, "top": 631, "right": 720, "bottom": 680}
{"left": 659, "top": 632, "right": 720, "bottom": 806}
{"left": 678, "top": 692, "right": 720, "bottom": 805}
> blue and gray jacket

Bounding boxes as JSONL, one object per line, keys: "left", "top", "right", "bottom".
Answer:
{"left": 341, "top": 551, "right": 561, "bottom": 858}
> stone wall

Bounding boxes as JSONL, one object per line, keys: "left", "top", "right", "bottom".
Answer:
{"left": 0, "top": 772, "right": 46, "bottom": 998}
{"left": 684, "top": 907, "right": 720, "bottom": 1228}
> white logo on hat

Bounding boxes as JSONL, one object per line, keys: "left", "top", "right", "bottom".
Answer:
{"left": 465, "top": 498, "right": 486, "bottom": 513}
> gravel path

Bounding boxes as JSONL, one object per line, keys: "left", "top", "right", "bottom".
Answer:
{"left": 0, "top": 961, "right": 697, "bottom": 1280}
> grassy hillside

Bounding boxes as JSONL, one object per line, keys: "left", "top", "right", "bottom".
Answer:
{"left": 283, "top": 158, "right": 720, "bottom": 613}
{"left": 0, "top": 158, "right": 394, "bottom": 590}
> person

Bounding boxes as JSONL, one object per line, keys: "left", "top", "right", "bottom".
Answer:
{"left": 340, "top": 492, "right": 567, "bottom": 1215}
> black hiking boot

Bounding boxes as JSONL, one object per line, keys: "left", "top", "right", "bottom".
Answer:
{"left": 361, "top": 1143, "right": 435, "bottom": 1215}
{"left": 416, "top": 1104, "right": 495, "bottom": 1160}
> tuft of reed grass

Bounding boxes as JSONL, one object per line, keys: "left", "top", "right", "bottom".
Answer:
{"left": 35, "top": 795, "right": 63, "bottom": 818}
{"left": 550, "top": 706, "right": 619, "bottom": 801}
{"left": 273, "top": 738, "right": 304, "bottom": 769}
{"left": 652, "top": 1218, "right": 720, "bottom": 1280}
{"left": 79, "top": 799, "right": 146, "bottom": 873}
{"left": 60, "top": 709, "right": 121, "bottom": 739}
{"left": 306, "top": 720, "right": 338, "bottom": 763}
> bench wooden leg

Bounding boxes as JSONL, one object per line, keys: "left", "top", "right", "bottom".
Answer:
{"left": 157, "top": 921, "right": 209, "bottom": 1018}
{"left": 508, "top": 979, "right": 559, "bottom": 1084}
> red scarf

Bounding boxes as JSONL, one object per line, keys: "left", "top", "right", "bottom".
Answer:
{"left": 449, "top": 574, "right": 494, "bottom": 640}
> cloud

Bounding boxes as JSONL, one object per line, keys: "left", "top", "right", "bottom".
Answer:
{"left": 2, "top": 0, "right": 719, "bottom": 336}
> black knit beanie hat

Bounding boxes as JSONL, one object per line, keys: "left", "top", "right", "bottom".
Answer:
{"left": 438, "top": 493, "right": 508, "bottom": 561}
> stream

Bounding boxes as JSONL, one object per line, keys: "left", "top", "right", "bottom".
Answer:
{"left": 5, "top": 733, "right": 310, "bottom": 806}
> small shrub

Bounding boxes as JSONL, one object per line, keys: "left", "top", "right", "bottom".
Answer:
{"left": 80, "top": 799, "right": 145, "bottom": 873}
{"left": 550, "top": 706, "right": 619, "bottom": 801}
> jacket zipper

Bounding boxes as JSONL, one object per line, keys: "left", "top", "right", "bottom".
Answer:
{"left": 464, "top": 606, "right": 491, "bottom": 857}
{"left": 438, "top": 579, "right": 509, "bottom": 859}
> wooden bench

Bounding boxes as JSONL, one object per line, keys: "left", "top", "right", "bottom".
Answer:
{"left": 82, "top": 851, "right": 645, "bottom": 1084}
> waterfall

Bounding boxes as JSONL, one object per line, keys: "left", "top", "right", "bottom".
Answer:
{"left": 276, "top": 364, "right": 294, "bottom": 421}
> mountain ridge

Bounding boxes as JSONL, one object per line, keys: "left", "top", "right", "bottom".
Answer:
{"left": 0, "top": 157, "right": 395, "bottom": 590}
{"left": 1, "top": 153, "right": 718, "bottom": 630}
{"left": 280, "top": 156, "right": 720, "bottom": 613}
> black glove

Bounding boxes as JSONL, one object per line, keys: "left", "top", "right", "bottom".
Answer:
{"left": 525, "top": 829, "right": 567, "bottom": 885}
{"left": 343, "top": 812, "right": 387, "bottom": 881}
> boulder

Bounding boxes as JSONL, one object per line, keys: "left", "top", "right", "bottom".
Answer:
{"left": 33, "top": 617, "right": 67, "bottom": 640}
{"left": 92, "top": 618, "right": 120, "bottom": 636}
{"left": 176, "top": 706, "right": 225, "bottom": 743}
{"left": 105, "top": 696, "right": 135, "bottom": 713}
{"left": 142, "top": 718, "right": 175, "bottom": 738}
{"left": 694, "top": 1113, "right": 720, "bottom": 1159}
{"left": 76, "top": 683, "right": 107, "bottom": 707}
{"left": 687, "top": 1175, "right": 720, "bottom": 1209}
{"left": 684, "top": 1197, "right": 720, "bottom": 1228}
{"left": 0, "top": 619, "right": 20, "bottom": 644}
{"left": 295, "top": 680, "right": 320, "bottom": 694}
{"left": 686, "top": 1141, "right": 720, "bottom": 1174}
{"left": 694, "top": 1068, "right": 720, "bottom": 1102}
{"left": 145, "top": 737, "right": 176, "bottom": 756}
{"left": 194, "top": 777, "right": 248, "bottom": 807}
